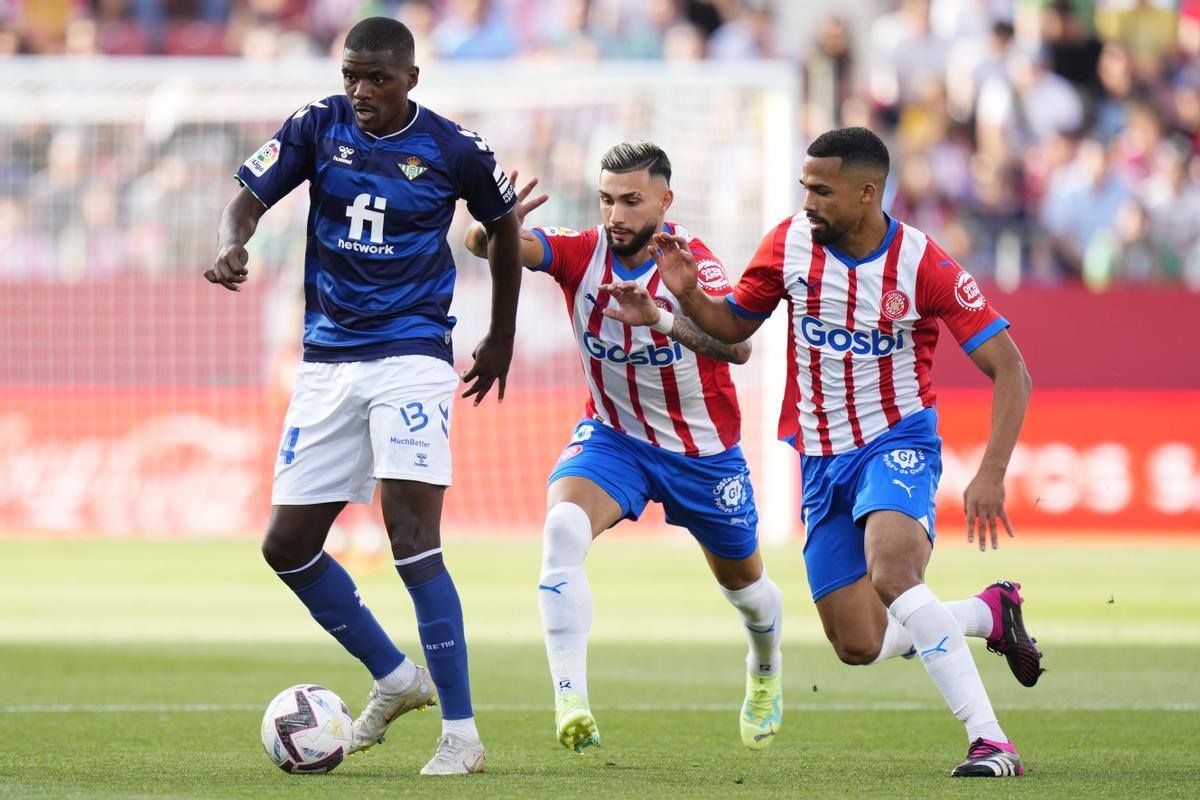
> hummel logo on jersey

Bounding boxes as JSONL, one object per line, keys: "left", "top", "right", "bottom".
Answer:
{"left": 400, "top": 156, "right": 428, "bottom": 181}
{"left": 340, "top": 193, "right": 393, "bottom": 253}
{"left": 333, "top": 145, "right": 354, "bottom": 165}
{"left": 892, "top": 479, "right": 915, "bottom": 498}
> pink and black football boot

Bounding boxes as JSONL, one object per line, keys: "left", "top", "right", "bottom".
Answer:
{"left": 977, "top": 580, "right": 1044, "bottom": 687}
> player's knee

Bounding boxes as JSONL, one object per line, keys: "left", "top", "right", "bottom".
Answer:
{"left": 383, "top": 511, "right": 441, "bottom": 559}
{"left": 869, "top": 570, "right": 920, "bottom": 607}
{"left": 542, "top": 502, "right": 592, "bottom": 570}
{"left": 833, "top": 639, "right": 881, "bottom": 665}
{"left": 261, "top": 532, "right": 304, "bottom": 572}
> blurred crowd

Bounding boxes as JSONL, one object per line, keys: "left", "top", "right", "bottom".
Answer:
{"left": 2, "top": 0, "right": 1199, "bottom": 289}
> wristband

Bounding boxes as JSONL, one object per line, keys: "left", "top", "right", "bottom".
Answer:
{"left": 650, "top": 309, "right": 675, "bottom": 335}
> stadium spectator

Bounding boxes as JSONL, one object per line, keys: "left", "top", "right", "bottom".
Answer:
{"left": 1040, "top": 138, "right": 1132, "bottom": 275}
{"left": 430, "top": 0, "right": 518, "bottom": 59}
{"left": 867, "top": 0, "right": 948, "bottom": 115}
{"left": 3, "top": 0, "right": 1200, "bottom": 289}
{"left": 707, "top": 0, "right": 787, "bottom": 60}
{"left": 1083, "top": 196, "right": 1180, "bottom": 289}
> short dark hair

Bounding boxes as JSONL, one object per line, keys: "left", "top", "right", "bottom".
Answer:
{"left": 806, "top": 127, "right": 890, "bottom": 179}
{"left": 344, "top": 16, "right": 415, "bottom": 62}
{"left": 600, "top": 140, "right": 672, "bottom": 184}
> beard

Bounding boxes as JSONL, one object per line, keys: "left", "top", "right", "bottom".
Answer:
{"left": 807, "top": 214, "right": 851, "bottom": 245}
{"left": 605, "top": 219, "right": 659, "bottom": 258}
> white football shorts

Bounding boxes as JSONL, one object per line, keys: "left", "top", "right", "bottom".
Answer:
{"left": 271, "top": 355, "right": 459, "bottom": 505}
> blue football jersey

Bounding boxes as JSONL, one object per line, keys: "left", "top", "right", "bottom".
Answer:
{"left": 235, "top": 96, "right": 516, "bottom": 363}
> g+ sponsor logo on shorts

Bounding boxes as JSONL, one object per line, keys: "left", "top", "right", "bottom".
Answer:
{"left": 713, "top": 473, "right": 752, "bottom": 513}
{"left": 883, "top": 448, "right": 926, "bottom": 475}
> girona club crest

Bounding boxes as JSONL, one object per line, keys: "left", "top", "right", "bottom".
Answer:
{"left": 654, "top": 297, "right": 673, "bottom": 312}
{"left": 881, "top": 290, "right": 910, "bottom": 321}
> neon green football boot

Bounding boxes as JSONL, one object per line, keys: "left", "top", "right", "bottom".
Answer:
{"left": 555, "top": 692, "right": 601, "bottom": 753}
{"left": 740, "top": 672, "right": 782, "bottom": 750}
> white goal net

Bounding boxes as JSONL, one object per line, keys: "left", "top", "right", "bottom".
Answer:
{"left": 0, "top": 57, "right": 800, "bottom": 542}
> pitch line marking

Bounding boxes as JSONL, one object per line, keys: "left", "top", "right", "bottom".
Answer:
{"left": 1, "top": 701, "right": 1196, "bottom": 714}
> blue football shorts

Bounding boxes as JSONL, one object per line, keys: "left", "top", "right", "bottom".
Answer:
{"left": 799, "top": 407, "right": 943, "bottom": 601}
{"left": 548, "top": 419, "right": 759, "bottom": 561}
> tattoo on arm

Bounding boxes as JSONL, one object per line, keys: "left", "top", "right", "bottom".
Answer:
{"left": 669, "top": 316, "right": 747, "bottom": 364}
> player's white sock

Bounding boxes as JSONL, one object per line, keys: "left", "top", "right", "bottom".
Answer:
{"left": 376, "top": 656, "right": 419, "bottom": 693}
{"left": 719, "top": 572, "right": 783, "bottom": 676}
{"left": 890, "top": 584, "right": 1007, "bottom": 743}
{"left": 442, "top": 716, "right": 480, "bottom": 743}
{"left": 538, "top": 502, "right": 593, "bottom": 701}
{"left": 871, "top": 597, "right": 993, "bottom": 662}
{"left": 871, "top": 613, "right": 918, "bottom": 662}
{"left": 948, "top": 597, "right": 993, "bottom": 638}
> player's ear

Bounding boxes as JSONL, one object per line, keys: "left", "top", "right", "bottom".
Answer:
{"left": 860, "top": 180, "right": 877, "bottom": 206}
{"left": 406, "top": 65, "right": 420, "bottom": 90}
{"left": 660, "top": 187, "right": 674, "bottom": 215}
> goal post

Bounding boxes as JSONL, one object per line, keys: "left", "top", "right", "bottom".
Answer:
{"left": 0, "top": 57, "right": 800, "bottom": 541}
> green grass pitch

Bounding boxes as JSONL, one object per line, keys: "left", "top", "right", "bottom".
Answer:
{"left": 1, "top": 536, "right": 1197, "bottom": 798}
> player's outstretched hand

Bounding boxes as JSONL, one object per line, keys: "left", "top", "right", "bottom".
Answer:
{"left": 599, "top": 280, "right": 660, "bottom": 327}
{"left": 461, "top": 332, "right": 514, "bottom": 406}
{"left": 205, "top": 244, "right": 249, "bottom": 292}
{"left": 508, "top": 169, "right": 549, "bottom": 227}
{"left": 648, "top": 233, "right": 698, "bottom": 298}
{"left": 963, "top": 469, "right": 1015, "bottom": 551}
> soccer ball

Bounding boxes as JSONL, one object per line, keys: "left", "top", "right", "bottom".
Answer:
{"left": 260, "top": 684, "right": 353, "bottom": 774}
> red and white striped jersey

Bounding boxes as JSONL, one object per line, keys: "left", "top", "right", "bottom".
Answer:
{"left": 729, "top": 214, "right": 1009, "bottom": 456}
{"left": 531, "top": 222, "right": 741, "bottom": 457}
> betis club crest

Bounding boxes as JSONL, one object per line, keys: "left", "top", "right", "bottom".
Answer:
{"left": 881, "top": 289, "right": 910, "bottom": 320}
{"left": 399, "top": 156, "right": 428, "bottom": 181}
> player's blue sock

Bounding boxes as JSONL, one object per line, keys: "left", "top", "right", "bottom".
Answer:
{"left": 395, "top": 549, "right": 473, "bottom": 721}
{"left": 276, "top": 551, "right": 406, "bottom": 679}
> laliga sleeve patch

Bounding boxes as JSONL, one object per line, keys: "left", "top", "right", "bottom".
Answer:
{"left": 954, "top": 271, "right": 985, "bottom": 311}
{"left": 543, "top": 227, "right": 581, "bottom": 237}
{"left": 696, "top": 260, "right": 730, "bottom": 290}
{"left": 245, "top": 139, "right": 281, "bottom": 177}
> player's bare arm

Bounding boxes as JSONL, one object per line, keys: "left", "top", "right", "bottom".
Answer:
{"left": 464, "top": 170, "right": 549, "bottom": 267}
{"left": 206, "top": 187, "right": 267, "bottom": 292}
{"left": 963, "top": 329, "right": 1032, "bottom": 551}
{"left": 648, "top": 233, "right": 763, "bottom": 344}
{"left": 462, "top": 206, "right": 522, "bottom": 406}
{"left": 600, "top": 280, "right": 751, "bottom": 364}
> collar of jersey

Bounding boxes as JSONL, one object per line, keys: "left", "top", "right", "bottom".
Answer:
{"left": 822, "top": 215, "right": 898, "bottom": 268}
{"left": 359, "top": 102, "right": 422, "bottom": 141}
{"left": 608, "top": 222, "right": 670, "bottom": 281}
